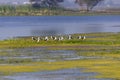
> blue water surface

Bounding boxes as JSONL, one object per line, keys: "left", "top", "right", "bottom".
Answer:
{"left": 0, "top": 16, "right": 120, "bottom": 40}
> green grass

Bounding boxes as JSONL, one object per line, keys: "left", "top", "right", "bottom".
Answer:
{"left": 0, "top": 32, "right": 120, "bottom": 48}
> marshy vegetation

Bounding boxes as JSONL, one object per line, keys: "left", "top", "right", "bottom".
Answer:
{"left": 0, "top": 5, "right": 67, "bottom": 16}
{"left": 0, "top": 32, "right": 120, "bottom": 79}
{"left": 0, "top": 5, "right": 120, "bottom": 16}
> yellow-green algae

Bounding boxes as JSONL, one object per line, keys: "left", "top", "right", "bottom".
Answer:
{"left": 0, "top": 59, "right": 120, "bottom": 79}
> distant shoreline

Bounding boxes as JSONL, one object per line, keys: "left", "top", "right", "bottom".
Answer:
{"left": 0, "top": 5, "right": 120, "bottom": 16}
{"left": 0, "top": 11, "right": 120, "bottom": 16}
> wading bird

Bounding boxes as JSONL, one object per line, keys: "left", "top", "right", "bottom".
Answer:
{"left": 58, "top": 36, "right": 64, "bottom": 41}
{"left": 81, "top": 36, "right": 86, "bottom": 40}
{"left": 50, "top": 36, "right": 54, "bottom": 40}
{"left": 78, "top": 36, "right": 82, "bottom": 39}
{"left": 32, "top": 37, "right": 36, "bottom": 41}
{"left": 37, "top": 37, "right": 40, "bottom": 42}
{"left": 53, "top": 36, "right": 57, "bottom": 40}
{"left": 45, "top": 36, "right": 49, "bottom": 41}
{"left": 68, "top": 35, "right": 72, "bottom": 40}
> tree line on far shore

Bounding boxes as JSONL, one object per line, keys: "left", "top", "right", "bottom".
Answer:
{"left": 1, "top": 0, "right": 119, "bottom": 16}
{"left": 29, "top": 0, "right": 103, "bottom": 11}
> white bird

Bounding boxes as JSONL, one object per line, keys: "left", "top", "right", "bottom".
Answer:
{"left": 78, "top": 36, "right": 82, "bottom": 39}
{"left": 45, "top": 36, "right": 49, "bottom": 41}
{"left": 68, "top": 35, "right": 72, "bottom": 40}
{"left": 82, "top": 36, "right": 86, "bottom": 40}
{"left": 37, "top": 37, "right": 40, "bottom": 42}
{"left": 54, "top": 37, "right": 57, "bottom": 40}
{"left": 50, "top": 36, "right": 53, "bottom": 40}
{"left": 58, "top": 36, "right": 64, "bottom": 41}
{"left": 32, "top": 37, "right": 36, "bottom": 41}
{"left": 61, "top": 36, "right": 64, "bottom": 40}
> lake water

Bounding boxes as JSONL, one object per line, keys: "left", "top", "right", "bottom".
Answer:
{"left": 0, "top": 16, "right": 120, "bottom": 40}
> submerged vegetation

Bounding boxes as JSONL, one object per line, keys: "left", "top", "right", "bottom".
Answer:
{"left": 0, "top": 32, "right": 120, "bottom": 79}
